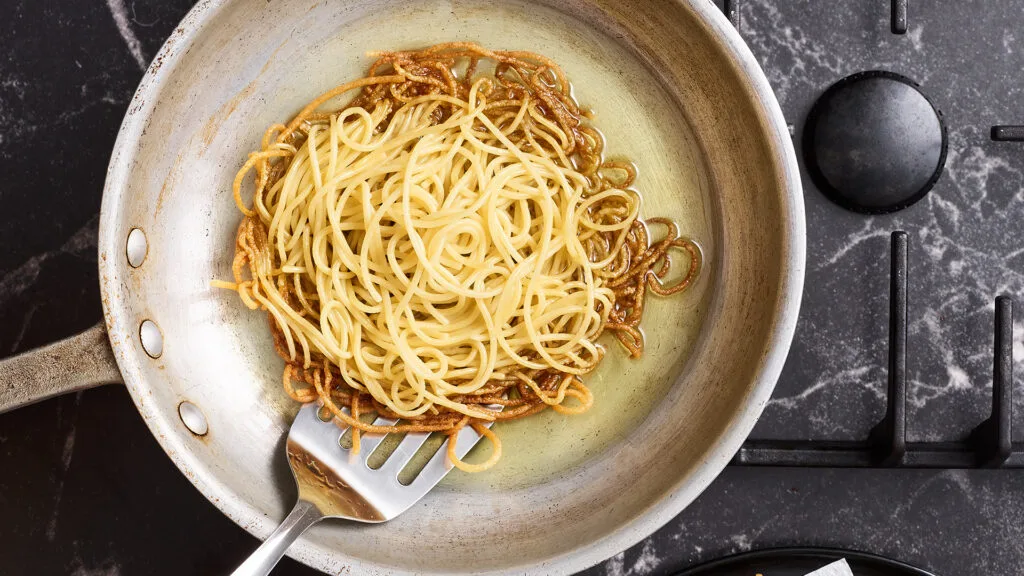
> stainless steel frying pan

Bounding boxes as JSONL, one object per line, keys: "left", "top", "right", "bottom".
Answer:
{"left": 0, "top": 0, "right": 804, "bottom": 573}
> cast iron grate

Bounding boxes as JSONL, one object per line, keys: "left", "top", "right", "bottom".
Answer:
{"left": 722, "top": 0, "right": 909, "bottom": 34}
{"left": 732, "top": 231, "right": 1019, "bottom": 468}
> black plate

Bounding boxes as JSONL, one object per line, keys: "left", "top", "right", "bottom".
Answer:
{"left": 675, "top": 548, "right": 937, "bottom": 576}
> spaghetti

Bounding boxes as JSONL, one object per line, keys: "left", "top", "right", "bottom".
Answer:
{"left": 222, "top": 43, "right": 701, "bottom": 472}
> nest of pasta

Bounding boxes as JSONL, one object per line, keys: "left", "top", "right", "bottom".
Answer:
{"left": 222, "top": 43, "right": 701, "bottom": 471}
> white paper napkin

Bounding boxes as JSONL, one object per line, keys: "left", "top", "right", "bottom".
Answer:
{"left": 805, "top": 559, "right": 854, "bottom": 576}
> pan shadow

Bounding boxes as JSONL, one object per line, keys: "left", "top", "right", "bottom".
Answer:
{"left": 269, "top": 431, "right": 299, "bottom": 509}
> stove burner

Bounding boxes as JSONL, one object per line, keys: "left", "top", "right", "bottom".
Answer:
{"left": 803, "top": 71, "right": 947, "bottom": 214}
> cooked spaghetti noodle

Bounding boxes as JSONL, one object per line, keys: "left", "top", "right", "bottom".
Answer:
{"left": 222, "top": 43, "right": 701, "bottom": 472}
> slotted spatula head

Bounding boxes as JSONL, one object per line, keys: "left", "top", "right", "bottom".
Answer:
{"left": 284, "top": 402, "right": 490, "bottom": 522}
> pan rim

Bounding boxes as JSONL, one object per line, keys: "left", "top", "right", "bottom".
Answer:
{"left": 97, "top": 0, "right": 805, "bottom": 573}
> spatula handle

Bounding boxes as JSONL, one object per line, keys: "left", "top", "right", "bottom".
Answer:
{"left": 230, "top": 499, "right": 324, "bottom": 576}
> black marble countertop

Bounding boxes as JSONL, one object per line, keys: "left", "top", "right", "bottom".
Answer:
{"left": 3, "top": 1, "right": 1024, "bottom": 575}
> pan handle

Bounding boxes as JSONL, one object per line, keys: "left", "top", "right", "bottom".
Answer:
{"left": 0, "top": 322, "right": 123, "bottom": 414}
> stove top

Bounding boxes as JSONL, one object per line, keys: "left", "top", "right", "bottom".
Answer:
{"left": 738, "top": 0, "right": 1024, "bottom": 449}
{"left": 0, "top": 1, "right": 1023, "bottom": 575}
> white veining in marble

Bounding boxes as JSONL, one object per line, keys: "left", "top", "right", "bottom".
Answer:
{"left": 742, "top": 0, "right": 843, "bottom": 106}
{"left": 729, "top": 534, "right": 752, "bottom": 552}
{"left": 0, "top": 76, "right": 37, "bottom": 149}
{"left": 0, "top": 72, "right": 126, "bottom": 156}
{"left": 0, "top": 215, "right": 98, "bottom": 310}
{"left": 105, "top": 0, "right": 148, "bottom": 72}
{"left": 70, "top": 557, "right": 121, "bottom": 576}
{"left": 768, "top": 365, "right": 883, "bottom": 410}
{"left": 816, "top": 219, "right": 889, "bottom": 270}
{"left": 45, "top": 391, "right": 82, "bottom": 541}
{"left": 603, "top": 538, "right": 661, "bottom": 576}
{"left": 9, "top": 302, "right": 38, "bottom": 354}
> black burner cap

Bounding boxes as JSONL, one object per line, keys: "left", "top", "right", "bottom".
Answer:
{"left": 803, "top": 71, "right": 947, "bottom": 214}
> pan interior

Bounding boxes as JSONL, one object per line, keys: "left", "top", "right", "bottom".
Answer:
{"left": 99, "top": 0, "right": 798, "bottom": 574}
{"left": 205, "top": 0, "right": 716, "bottom": 492}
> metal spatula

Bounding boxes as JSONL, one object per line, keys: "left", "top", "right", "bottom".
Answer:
{"left": 230, "top": 402, "right": 490, "bottom": 576}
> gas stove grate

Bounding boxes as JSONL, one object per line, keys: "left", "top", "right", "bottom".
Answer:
{"left": 733, "top": 231, "right": 1020, "bottom": 468}
{"left": 724, "top": 0, "right": 909, "bottom": 35}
